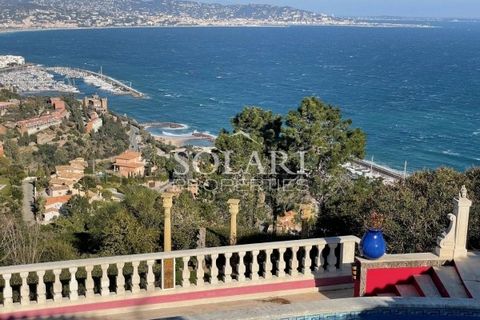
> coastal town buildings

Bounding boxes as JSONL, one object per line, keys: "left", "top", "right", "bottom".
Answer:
{"left": 50, "top": 97, "right": 66, "bottom": 111}
{"left": 82, "top": 95, "right": 106, "bottom": 133}
{"left": 0, "top": 55, "right": 25, "bottom": 69}
{"left": 48, "top": 157, "right": 87, "bottom": 195}
{"left": 16, "top": 98, "right": 69, "bottom": 135}
{"left": 113, "top": 150, "right": 146, "bottom": 177}
{"left": 85, "top": 111, "right": 103, "bottom": 133}
{"left": 43, "top": 195, "right": 72, "bottom": 223}
{"left": 16, "top": 113, "right": 63, "bottom": 135}
{"left": 43, "top": 158, "right": 87, "bottom": 222}
{"left": 83, "top": 95, "right": 108, "bottom": 114}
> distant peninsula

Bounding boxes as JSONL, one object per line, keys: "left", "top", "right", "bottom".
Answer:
{"left": 0, "top": 0, "right": 432, "bottom": 31}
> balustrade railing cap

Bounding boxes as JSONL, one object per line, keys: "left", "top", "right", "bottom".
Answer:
{"left": 0, "top": 236, "right": 359, "bottom": 274}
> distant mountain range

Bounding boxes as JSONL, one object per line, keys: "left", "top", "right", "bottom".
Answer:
{"left": 0, "top": 0, "right": 355, "bottom": 30}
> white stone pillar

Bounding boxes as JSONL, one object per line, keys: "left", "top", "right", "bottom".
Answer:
{"left": 210, "top": 254, "right": 219, "bottom": 285}
{"left": 20, "top": 272, "right": 30, "bottom": 306}
{"left": 85, "top": 265, "right": 95, "bottom": 298}
{"left": 196, "top": 255, "right": 205, "bottom": 286}
{"left": 53, "top": 269, "right": 63, "bottom": 302}
{"left": 290, "top": 246, "right": 300, "bottom": 276}
{"left": 277, "top": 248, "right": 286, "bottom": 277}
{"left": 69, "top": 267, "right": 79, "bottom": 301}
{"left": 251, "top": 250, "right": 260, "bottom": 281}
{"left": 116, "top": 263, "right": 125, "bottom": 295}
{"left": 327, "top": 243, "right": 338, "bottom": 272}
{"left": 100, "top": 264, "right": 110, "bottom": 297}
{"left": 264, "top": 249, "right": 273, "bottom": 279}
{"left": 131, "top": 261, "right": 141, "bottom": 294}
{"left": 316, "top": 244, "right": 325, "bottom": 273}
{"left": 181, "top": 257, "right": 191, "bottom": 288}
{"left": 224, "top": 253, "right": 233, "bottom": 283}
{"left": 237, "top": 251, "right": 246, "bottom": 281}
{"left": 2, "top": 273, "right": 13, "bottom": 306}
{"left": 454, "top": 186, "right": 472, "bottom": 258}
{"left": 303, "top": 245, "right": 313, "bottom": 275}
{"left": 37, "top": 270, "right": 46, "bottom": 304}
{"left": 146, "top": 260, "right": 156, "bottom": 291}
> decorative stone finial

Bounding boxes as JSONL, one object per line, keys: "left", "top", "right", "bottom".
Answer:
{"left": 460, "top": 185, "right": 468, "bottom": 199}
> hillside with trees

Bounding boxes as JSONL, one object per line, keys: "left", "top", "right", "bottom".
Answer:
{"left": 1, "top": 96, "right": 480, "bottom": 266}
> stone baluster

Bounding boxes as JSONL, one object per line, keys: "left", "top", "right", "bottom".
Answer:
{"left": 20, "top": 272, "right": 30, "bottom": 306}
{"left": 181, "top": 257, "right": 191, "bottom": 288}
{"left": 290, "top": 246, "right": 299, "bottom": 276}
{"left": 224, "top": 253, "right": 233, "bottom": 283}
{"left": 116, "top": 263, "right": 125, "bottom": 295}
{"left": 251, "top": 250, "right": 260, "bottom": 281}
{"left": 146, "top": 260, "right": 156, "bottom": 291}
{"left": 100, "top": 264, "right": 110, "bottom": 297}
{"left": 264, "top": 249, "right": 273, "bottom": 279}
{"left": 237, "top": 251, "right": 246, "bottom": 281}
{"left": 37, "top": 270, "right": 46, "bottom": 304}
{"left": 316, "top": 244, "right": 325, "bottom": 273}
{"left": 69, "top": 267, "right": 79, "bottom": 301}
{"left": 340, "top": 241, "right": 356, "bottom": 271}
{"left": 277, "top": 248, "right": 286, "bottom": 277}
{"left": 53, "top": 269, "right": 63, "bottom": 302}
{"left": 303, "top": 245, "right": 313, "bottom": 275}
{"left": 2, "top": 273, "right": 12, "bottom": 306}
{"left": 196, "top": 255, "right": 205, "bottom": 286}
{"left": 327, "top": 243, "right": 338, "bottom": 272}
{"left": 210, "top": 254, "right": 219, "bottom": 285}
{"left": 85, "top": 265, "right": 95, "bottom": 298}
{"left": 131, "top": 261, "right": 141, "bottom": 293}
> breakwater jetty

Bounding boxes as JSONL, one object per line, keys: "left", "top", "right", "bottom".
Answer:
{"left": 46, "top": 66, "right": 144, "bottom": 98}
{"left": 345, "top": 158, "right": 409, "bottom": 184}
{"left": 142, "top": 122, "right": 188, "bottom": 129}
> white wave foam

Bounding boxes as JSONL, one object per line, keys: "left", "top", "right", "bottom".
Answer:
{"left": 159, "top": 130, "right": 217, "bottom": 139}
{"left": 161, "top": 131, "right": 195, "bottom": 137}
{"left": 442, "top": 150, "right": 460, "bottom": 156}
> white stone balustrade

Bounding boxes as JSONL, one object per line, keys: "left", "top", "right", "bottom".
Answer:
{"left": 0, "top": 236, "right": 358, "bottom": 309}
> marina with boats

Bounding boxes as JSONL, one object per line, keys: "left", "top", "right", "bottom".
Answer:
{"left": 47, "top": 66, "right": 144, "bottom": 97}
{"left": 0, "top": 56, "right": 144, "bottom": 98}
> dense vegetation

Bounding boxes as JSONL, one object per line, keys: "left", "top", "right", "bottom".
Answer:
{"left": 1, "top": 96, "right": 479, "bottom": 266}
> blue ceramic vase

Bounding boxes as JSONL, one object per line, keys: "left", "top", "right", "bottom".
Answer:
{"left": 360, "top": 228, "right": 386, "bottom": 260}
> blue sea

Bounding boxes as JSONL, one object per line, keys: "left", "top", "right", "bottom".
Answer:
{"left": 1, "top": 23, "right": 480, "bottom": 171}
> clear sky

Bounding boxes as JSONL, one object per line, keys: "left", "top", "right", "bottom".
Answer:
{"left": 198, "top": 0, "right": 480, "bottom": 18}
